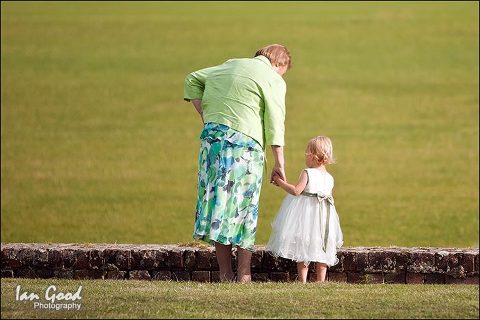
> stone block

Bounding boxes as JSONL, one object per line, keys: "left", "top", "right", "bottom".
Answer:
{"left": 251, "top": 250, "right": 263, "bottom": 270}
{"left": 366, "top": 251, "right": 385, "bottom": 273}
{"left": 53, "top": 270, "right": 74, "bottom": 279}
{"left": 342, "top": 250, "right": 368, "bottom": 272}
{"left": 434, "top": 251, "right": 475, "bottom": 277}
{"left": 36, "top": 269, "right": 54, "bottom": 279}
{"left": 445, "top": 275, "right": 479, "bottom": 284}
{"left": 155, "top": 249, "right": 169, "bottom": 269}
{"left": 131, "top": 249, "right": 158, "bottom": 270}
{"left": 172, "top": 271, "right": 191, "bottom": 282}
{"left": 475, "top": 253, "right": 479, "bottom": 274}
{"left": 104, "top": 263, "right": 120, "bottom": 271}
{"left": 166, "top": 249, "right": 184, "bottom": 269}
{"left": 328, "top": 272, "right": 347, "bottom": 283}
{"left": 307, "top": 272, "right": 317, "bottom": 282}
{"left": 106, "top": 270, "right": 127, "bottom": 280}
{"left": 270, "top": 272, "right": 290, "bottom": 282}
{"left": 408, "top": 251, "right": 435, "bottom": 273}
{"left": 61, "top": 249, "right": 77, "bottom": 270}
{"left": 89, "top": 249, "right": 104, "bottom": 270}
{"left": 363, "top": 273, "right": 384, "bottom": 284}
{"left": 424, "top": 273, "right": 445, "bottom": 284}
{"left": 453, "top": 253, "right": 475, "bottom": 275}
{"left": 31, "top": 248, "right": 49, "bottom": 268}
{"left": 183, "top": 249, "right": 197, "bottom": 270}
{"left": 17, "top": 268, "right": 37, "bottom": 278}
{"left": 103, "top": 249, "right": 132, "bottom": 270}
{"left": 384, "top": 272, "right": 406, "bottom": 284}
{"left": 290, "top": 272, "right": 299, "bottom": 282}
{"left": 1, "top": 247, "right": 22, "bottom": 269}
{"left": 129, "top": 270, "right": 151, "bottom": 280}
{"left": 329, "top": 253, "right": 344, "bottom": 272}
{"left": 152, "top": 270, "right": 171, "bottom": 281}
{"left": 196, "top": 249, "right": 217, "bottom": 270}
{"left": 1, "top": 270, "right": 14, "bottom": 278}
{"left": 17, "top": 248, "right": 35, "bottom": 267}
{"left": 74, "top": 250, "right": 90, "bottom": 270}
{"left": 464, "top": 252, "right": 477, "bottom": 275}
{"left": 252, "top": 273, "right": 269, "bottom": 282}
{"left": 47, "top": 248, "right": 63, "bottom": 270}
{"left": 406, "top": 272, "right": 424, "bottom": 284}
{"left": 74, "top": 269, "right": 105, "bottom": 280}
{"left": 263, "top": 253, "right": 292, "bottom": 272}
{"left": 347, "top": 272, "right": 383, "bottom": 284}
{"left": 369, "top": 250, "right": 409, "bottom": 273}
{"left": 433, "top": 250, "right": 450, "bottom": 272}
{"left": 210, "top": 271, "right": 220, "bottom": 282}
{"left": 192, "top": 271, "right": 210, "bottom": 282}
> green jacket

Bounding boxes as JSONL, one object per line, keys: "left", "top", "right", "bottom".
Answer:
{"left": 184, "top": 55, "right": 286, "bottom": 147}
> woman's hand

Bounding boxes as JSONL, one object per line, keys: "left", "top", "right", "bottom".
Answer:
{"left": 271, "top": 166, "right": 285, "bottom": 185}
{"left": 270, "top": 145, "right": 285, "bottom": 185}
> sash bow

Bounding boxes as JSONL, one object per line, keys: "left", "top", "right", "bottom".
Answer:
{"left": 301, "top": 191, "right": 334, "bottom": 252}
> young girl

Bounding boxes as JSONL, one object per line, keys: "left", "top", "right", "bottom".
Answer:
{"left": 266, "top": 136, "right": 343, "bottom": 283}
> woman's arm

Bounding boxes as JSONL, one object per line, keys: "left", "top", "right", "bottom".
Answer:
{"left": 184, "top": 65, "right": 219, "bottom": 102}
{"left": 270, "top": 145, "right": 285, "bottom": 183}
{"left": 274, "top": 170, "right": 308, "bottom": 196}
{"left": 191, "top": 99, "right": 204, "bottom": 123}
{"left": 184, "top": 65, "right": 220, "bottom": 124}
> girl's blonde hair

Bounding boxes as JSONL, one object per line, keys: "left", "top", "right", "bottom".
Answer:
{"left": 254, "top": 44, "right": 292, "bottom": 69}
{"left": 306, "top": 136, "right": 335, "bottom": 165}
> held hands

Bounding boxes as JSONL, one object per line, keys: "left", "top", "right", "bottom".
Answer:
{"left": 270, "top": 145, "right": 285, "bottom": 187}
{"left": 270, "top": 166, "right": 286, "bottom": 187}
{"left": 271, "top": 173, "right": 285, "bottom": 187}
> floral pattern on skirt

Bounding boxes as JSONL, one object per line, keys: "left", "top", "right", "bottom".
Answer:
{"left": 193, "top": 122, "right": 264, "bottom": 251}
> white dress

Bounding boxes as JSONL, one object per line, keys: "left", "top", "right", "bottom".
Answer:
{"left": 266, "top": 168, "right": 343, "bottom": 266}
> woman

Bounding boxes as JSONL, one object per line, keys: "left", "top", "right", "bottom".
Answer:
{"left": 184, "top": 44, "right": 292, "bottom": 282}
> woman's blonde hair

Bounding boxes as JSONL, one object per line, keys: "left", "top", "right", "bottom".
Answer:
{"left": 254, "top": 44, "right": 292, "bottom": 69}
{"left": 306, "top": 136, "right": 335, "bottom": 165}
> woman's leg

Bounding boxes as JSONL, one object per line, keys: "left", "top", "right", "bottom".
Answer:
{"left": 236, "top": 247, "right": 252, "bottom": 283}
{"left": 297, "top": 262, "right": 308, "bottom": 283}
{"left": 315, "top": 263, "right": 327, "bottom": 282}
{"left": 214, "top": 242, "right": 234, "bottom": 281}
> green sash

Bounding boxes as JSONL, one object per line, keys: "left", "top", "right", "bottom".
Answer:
{"left": 301, "top": 191, "right": 334, "bottom": 252}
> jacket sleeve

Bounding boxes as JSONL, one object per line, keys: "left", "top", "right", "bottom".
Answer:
{"left": 183, "top": 65, "right": 219, "bottom": 101}
{"left": 263, "top": 79, "right": 286, "bottom": 146}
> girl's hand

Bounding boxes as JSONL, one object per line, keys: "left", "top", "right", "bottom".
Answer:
{"left": 270, "top": 172, "right": 279, "bottom": 186}
{"left": 275, "top": 170, "right": 308, "bottom": 196}
{"left": 273, "top": 174, "right": 285, "bottom": 186}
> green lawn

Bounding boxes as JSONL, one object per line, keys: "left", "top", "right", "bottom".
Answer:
{"left": 1, "top": 278, "right": 478, "bottom": 319}
{"left": 1, "top": 1, "right": 478, "bottom": 247}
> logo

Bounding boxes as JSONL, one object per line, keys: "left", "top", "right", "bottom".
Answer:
{"left": 15, "top": 284, "right": 83, "bottom": 311}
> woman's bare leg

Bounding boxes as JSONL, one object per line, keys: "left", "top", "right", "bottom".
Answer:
{"left": 315, "top": 263, "right": 327, "bottom": 282}
{"left": 236, "top": 247, "right": 252, "bottom": 283}
{"left": 214, "top": 242, "right": 234, "bottom": 281}
{"left": 297, "top": 262, "right": 308, "bottom": 283}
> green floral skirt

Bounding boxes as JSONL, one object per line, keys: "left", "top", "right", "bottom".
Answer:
{"left": 193, "top": 122, "right": 265, "bottom": 251}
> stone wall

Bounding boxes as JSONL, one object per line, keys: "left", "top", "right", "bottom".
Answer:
{"left": 1, "top": 243, "right": 478, "bottom": 284}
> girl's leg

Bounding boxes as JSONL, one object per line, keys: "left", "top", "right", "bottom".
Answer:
{"left": 214, "top": 242, "right": 234, "bottom": 281}
{"left": 315, "top": 263, "right": 327, "bottom": 282}
{"left": 236, "top": 247, "right": 252, "bottom": 283}
{"left": 297, "top": 262, "right": 308, "bottom": 283}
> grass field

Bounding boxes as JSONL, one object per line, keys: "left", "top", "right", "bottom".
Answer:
{"left": 1, "top": 278, "right": 479, "bottom": 319}
{"left": 1, "top": 1, "right": 478, "bottom": 247}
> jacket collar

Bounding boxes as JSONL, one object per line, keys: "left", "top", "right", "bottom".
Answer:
{"left": 254, "top": 55, "right": 273, "bottom": 68}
